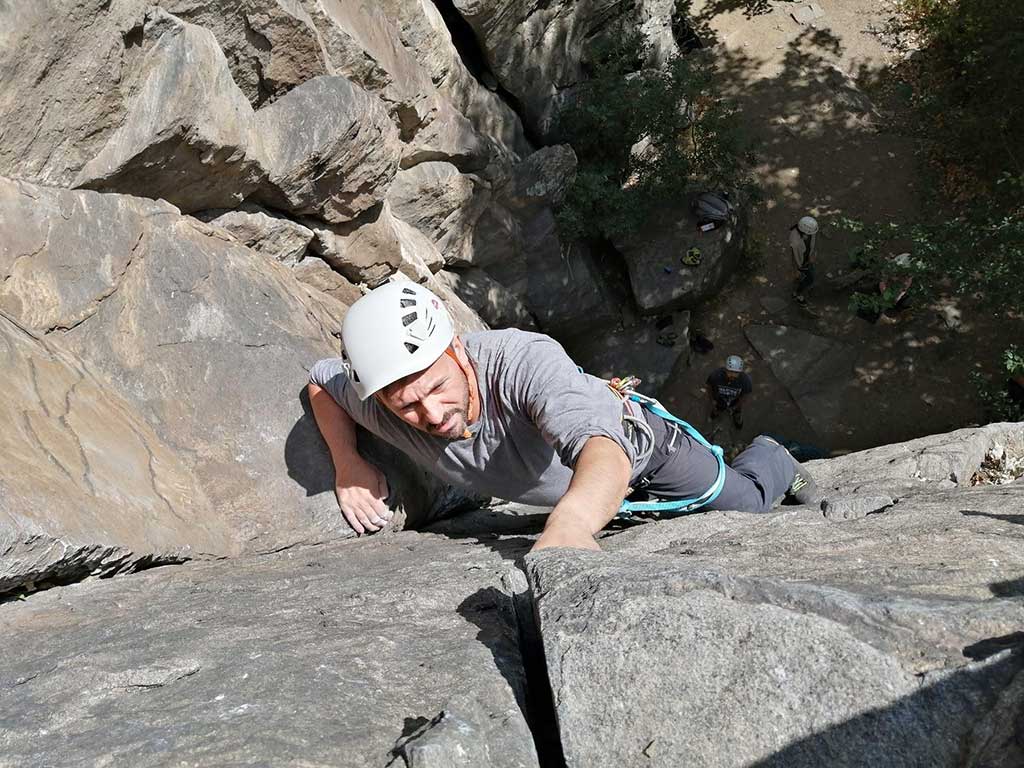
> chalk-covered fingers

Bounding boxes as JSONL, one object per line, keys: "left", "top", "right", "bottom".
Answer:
{"left": 335, "top": 458, "right": 393, "bottom": 535}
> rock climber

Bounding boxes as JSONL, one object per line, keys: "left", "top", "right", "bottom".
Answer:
{"left": 706, "top": 355, "right": 752, "bottom": 429}
{"left": 307, "top": 282, "right": 820, "bottom": 552}
{"left": 789, "top": 215, "right": 818, "bottom": 305}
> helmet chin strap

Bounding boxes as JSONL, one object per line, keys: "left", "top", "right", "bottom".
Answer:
{"left": 444, "top": 345, "right": 478, "bottom": 435}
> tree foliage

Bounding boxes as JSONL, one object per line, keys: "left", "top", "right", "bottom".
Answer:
{"left": 554, "top": 29, "right": 749, "bottom": 242}
{"left": 836, "top": 207, "right": 1024, "bottom": 315}
{"left": 839, "top": 1, "right": 1024, "bottom": 315}
{"left": 897, "top": 0, "right": 1024, "bottom": 190}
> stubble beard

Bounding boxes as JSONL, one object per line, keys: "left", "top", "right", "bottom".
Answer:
{"left": 431, "top": 390, "right": 471, "bottom": 441}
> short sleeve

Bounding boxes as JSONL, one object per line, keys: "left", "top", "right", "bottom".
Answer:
{"left": 308, "top": 357, "right": 381, "bottom": 428}
{"left": 509, "top": 335, "right": 635, "bottom": 471}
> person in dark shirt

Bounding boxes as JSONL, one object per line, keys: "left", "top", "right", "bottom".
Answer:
{"left": 707, "top": 355, "right": 753, "bottom": 429}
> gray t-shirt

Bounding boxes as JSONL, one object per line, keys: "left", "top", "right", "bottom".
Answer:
{"left": 309, "top": 329, "right": 648, "bottom": 506}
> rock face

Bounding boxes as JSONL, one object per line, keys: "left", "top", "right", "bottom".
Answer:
{"left": 388, "top": 161, "right": 490, "bottom": 266}
{"left": 0, "top": 312, "right": 233, "bottom": 594}
{"left": 159, "top": 0, "right": 329, "bottom": 106}
{"left": 527, "top": 424, "right": 1024, "bottom": 766}
{"left": 435, "top": 267, "right": 537, "bottom": 330}
{"left": 0, "top": 531, "right": 540, "bottom": 768}
{"left": 0, "top": 177, "right": 440, "bottom": 559}
{"left": 0, "top": 0, "right": 150, "bottom": 186}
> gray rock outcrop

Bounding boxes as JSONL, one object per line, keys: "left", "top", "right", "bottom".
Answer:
{"left": 526, "top": 425, "right": 1024, "bottom": 765}
{"left": 388, "top": 161, "right": 490, "bottom": 266}
{"left": 197, "top": 203, "right": 314, "bottom": 265}
{"left": 744, "top": 324, "right": 858, "bottom": 437}
{"left": 0, "top": 0, "right": 150, "bottom": 186}
{"left": 448, "top": 0, "right": 681, "bottom": 141}
{"left": 0, "top": 531, "right": 540, "bottom": 768}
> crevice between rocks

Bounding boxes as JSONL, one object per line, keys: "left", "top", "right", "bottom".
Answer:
{"left": 502, "top": 567, "right": 567, "bottom": 768}
{"left": 1, "top": 548, "right": 189, "bottom": 604}
{"left": 430, "top": 0, "right": 543, "bottom": 148}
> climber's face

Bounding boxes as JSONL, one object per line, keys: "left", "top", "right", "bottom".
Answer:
{"left": 376, "top": 338, "right": 472, "bottom": 441}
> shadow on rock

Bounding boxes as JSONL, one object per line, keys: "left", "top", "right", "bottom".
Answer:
{"left": 961, "top": 509, "right": 1024, "bottom": 527}
{"left": 991, "top": 577, "right": 1024, "bottom": 598}
{"left": 285, "top": 385, "right": 335, "bottom": 497}
{"left": 457, "top": 586, "right": 566, "bottom": 768}
{"left": 750, "top": 649, "right": 1024, "bottom": 768}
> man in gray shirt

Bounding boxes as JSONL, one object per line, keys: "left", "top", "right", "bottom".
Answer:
{"left": 308, "top": 282, "right": 818, "bottom": 551}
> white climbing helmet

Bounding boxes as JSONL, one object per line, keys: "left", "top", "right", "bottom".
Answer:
{"left": 797, "top": 216, "right": 819, "bottom": 236}
{"left": 725, "top": 355, "right": 744, "bottom": 373}
{"left": 341, "top": 282, "right": 455, "bottom": 400}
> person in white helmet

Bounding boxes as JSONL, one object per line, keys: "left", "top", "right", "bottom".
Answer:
{"left": 706, "top": 355, "right": 752, "bottom": 429}
{"left": 789, "top": 215, "right": 819, "bottom": 305}
{"left": 307, "top": 282, "right": 819, "bottom": 551}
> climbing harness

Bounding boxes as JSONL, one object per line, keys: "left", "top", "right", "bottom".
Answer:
{"left": 605, "top": 376, "right": 727, "bottom": 518}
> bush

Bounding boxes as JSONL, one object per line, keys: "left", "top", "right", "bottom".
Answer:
{"left": 555, "top": 27, "right": 750, "bottom": 243}
{"left": 971, "top": 346, "right": 1024, "bottom": 422}
{"left": 835, "top": 206, "right": 1024, "bottom": 315}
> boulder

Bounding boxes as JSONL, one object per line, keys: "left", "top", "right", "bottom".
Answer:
{"left": 0, "top": 312, "right": 233, "bottom": 595}
{"left": 253, "top": 74, "right": 402, "bottom": 223}
{"left": 73, "top": 8, "right": 266, "bottom": 212}
{"left": 744, "top": 324, "right": 857, "bottom": 438}
{"left": 0, "top": 0, "right": 149, "bottom": 186}
{"left": 435, "top": 267, "right": 536, "bottom": 330}
{"left": 807, "top": 422, "right": 1024, "bottom": 498}
{"left": 527, "top": 463, "right": 1024, "bottom": 766}
{"left": 305, "top": 203, "right": 406, "bottom": 288}
{"left": 305, "top": 200, "right": 442, "bottom": 288}
{"left": 196, "top": 203, "right": 313, "bottom": 265}
{"left": 158, "top": 0, "right": 329, "bottom": 106}
{"left": 388, "top": 161, "right": 491, "bottom": 266}
{"left": 517, "top": 212, "right": 619, "bottom": 338}
{"left": 613, "top": 199, "right": 748, "bottom": 315}
{"left": 0, "top": 177, "right": 452, "bottom": 555}
{"left": 0, "top": 532, "right": 539, "bottom": 767}
{"left": 291, "top": 256, "right": 364, "bottom": 308}
{"left": 503, "top": 144, "right": 577, "bottom": 211}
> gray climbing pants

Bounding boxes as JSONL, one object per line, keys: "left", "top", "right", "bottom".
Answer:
{"left": 635, "top": 414, "right": 796, "bottom": 513}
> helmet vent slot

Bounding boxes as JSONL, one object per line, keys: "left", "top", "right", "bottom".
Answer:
{"left": 402, "top": 287, "right": 416, "bottom": 296}
{"left": 404, "top": 342, "right": 419, "bottom": 354}
{"left": 400, "top": 298, "right": 416, "bottom": 308}
{"left": 402, "top": 312, "right": 417, "bottom": 327}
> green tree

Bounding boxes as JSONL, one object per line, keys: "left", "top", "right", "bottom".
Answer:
{"left": 555, "top": 28, "right": 749, "bottom": 243}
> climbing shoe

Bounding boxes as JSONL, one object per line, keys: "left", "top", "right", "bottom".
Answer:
{"left": 786, "top": 462, "right": 822, "bottom": 506}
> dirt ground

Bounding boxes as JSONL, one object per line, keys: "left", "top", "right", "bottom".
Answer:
{"left": 657, "top": 0, "right": 1023, "bottom": 455}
